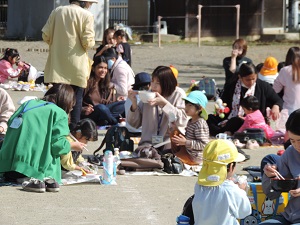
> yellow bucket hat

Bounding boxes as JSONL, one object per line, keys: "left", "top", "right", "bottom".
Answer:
{"left": 260, "top": 57, "right": 278, "bottom": 76}
{"left": 197, "top": 139, "right": 245, "bottom": 186}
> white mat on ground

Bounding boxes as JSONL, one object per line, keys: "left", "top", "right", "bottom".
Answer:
{"left": 124, "top": 169, "right": 198, "bottom": 176}
{"left": 61, "top": 170, "right": 100, "bottom": 185}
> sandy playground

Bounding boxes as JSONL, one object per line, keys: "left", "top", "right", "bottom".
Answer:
{"left": 0, "top": 39, "right": 293, "bottom": 225}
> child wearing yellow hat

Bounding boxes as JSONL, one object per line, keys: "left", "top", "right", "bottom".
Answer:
{"left": 192, "top": 139, "right": 251, "bottom": 225}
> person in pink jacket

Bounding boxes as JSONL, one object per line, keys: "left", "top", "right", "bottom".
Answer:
{"left": 0, "top": 48, "right": 29, "bottom": 83}
{"left": 237, "top": 96, "right": 274, "bottom": 139}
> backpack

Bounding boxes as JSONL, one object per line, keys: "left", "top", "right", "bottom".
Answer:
{"left": 93, "top": 126, "right": 134, "bottom": 156}
{"left": 193, "top": 77, "right": 217, "bottom": 100}
{"left": 240, "top": 184, "right": 262, "bottom": 225}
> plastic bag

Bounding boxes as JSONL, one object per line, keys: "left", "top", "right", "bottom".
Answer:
{"left": 267, "top": 108, "right": 288, "bottom": 132}
{"left": 27, "top": 65, "right": 38, "bottom": 82}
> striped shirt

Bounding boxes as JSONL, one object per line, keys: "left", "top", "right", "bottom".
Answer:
{"left": 185, "top": 118, "right": 210, "bottom": 163}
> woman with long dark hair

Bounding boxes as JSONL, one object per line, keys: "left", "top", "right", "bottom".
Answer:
{"left": 82, "top": 56, "right": 125, "bottom": 126}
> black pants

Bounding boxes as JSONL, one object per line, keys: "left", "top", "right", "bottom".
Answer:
{"left": 207, "top": 114, "right": 244, "bottom": 136}
{"left": 70, "top": 85, "right": 84, "bottom": 131}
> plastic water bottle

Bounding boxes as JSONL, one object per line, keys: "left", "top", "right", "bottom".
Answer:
{"left": 113, "top": 148, "right": 121, "bottom": 178}
{"left": 102, "top": 150, "right": 116, "bottom": 185}
{"left": 176, "top": 215, "right": 190, "bottom": 225}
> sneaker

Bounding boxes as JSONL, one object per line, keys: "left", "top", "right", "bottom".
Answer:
{"left": 44, "top": 177, "right": 60, "bottom": 192}
{"left": 233, "top": 139, "right": 246, "bottom": 148}
{"left": 22, "top": 178, "right": 46, "bottom": 193}
{"left": 246, "top": 139, "right": 260, "bottom": 150}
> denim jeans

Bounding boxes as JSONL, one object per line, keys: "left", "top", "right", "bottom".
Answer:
{"left": 88, "top": 101, "right": 125, "bottom": 126}
{"left": 259, "top": 215, "right": 297, "bottom": 224}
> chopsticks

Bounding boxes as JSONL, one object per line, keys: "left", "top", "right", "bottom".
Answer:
{"left": 69, "top": 133, "right": 89, "bottom": 152}
{"left": 273, "top": 170, "right": 285, "bottom": 180}
{"left": 267, "top": 163, "right": 285, "bottom": 180}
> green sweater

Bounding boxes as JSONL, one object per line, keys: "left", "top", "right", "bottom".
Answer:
{"left": 0, "top": 99, "right": 71, "bottom": 184}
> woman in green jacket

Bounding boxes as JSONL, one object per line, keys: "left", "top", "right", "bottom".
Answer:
{"left": 0, "top": 84, "right": 78, "bottom": 192}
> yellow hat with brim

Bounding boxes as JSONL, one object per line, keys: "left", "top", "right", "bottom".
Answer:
{"left": 260, "top": 56, "right": 278, "bottom": 76}
{"left": 197, "top": 139, "right": 245, "bottom": 186}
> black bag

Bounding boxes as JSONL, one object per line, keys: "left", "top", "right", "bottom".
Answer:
{"left": 161, "top": 154, "right": 183, "bottom": 174}
{"left": 182, "top": 195, "right": 194, "bottom": 225}
{"left": 93, "top": 126, "right": 134, "bottom": 155}
{"left": 233, "top": 128, "right": 266, "bottom": 145}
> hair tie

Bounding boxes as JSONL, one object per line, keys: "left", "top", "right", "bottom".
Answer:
{"left": 170, "top": 65, "right": 178, "bottom": 78}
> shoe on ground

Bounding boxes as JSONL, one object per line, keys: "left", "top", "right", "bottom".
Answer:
{"left": 22, "top": 178, "right": 46, "bottom": 193}
{"left": 246, "top": 139, "right": 260, "bottom": 150}
{"left": 233, "top": 139, "right": 245, "bottom": 148}
{"left": 44, "top": 177, "right": 60, "bottom": 192}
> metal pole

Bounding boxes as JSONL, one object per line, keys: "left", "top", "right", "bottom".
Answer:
{"left": 261, "top": 0, "right": 264, "bottom": 34}
{"left": 197, "top": 5, "right": 202, "bottom": 48}
{"left": 158, "top": 16, "right": 162, "bottom": 48}
{"left": 236, "top": 4, "right": 240, "bottom": 39}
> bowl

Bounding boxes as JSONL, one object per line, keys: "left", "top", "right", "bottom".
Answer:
{"left": 271, "top": 178, "right": 298, "bottom": 192}
{"left": 138, "top": 91, "right": 156, "bottom": 103}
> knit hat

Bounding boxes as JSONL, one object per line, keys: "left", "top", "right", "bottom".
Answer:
{"left": 260, "top": 57, "right": 278, "bottom": 76}
{"left": 197, "top": 140, "right": 245, "bottom": 186}
{"left": 182, "top": 90, "right": 208, "bottom": 120}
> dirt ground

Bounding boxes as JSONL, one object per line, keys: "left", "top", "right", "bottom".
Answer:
{"left": 0, "top": 40, "right": 290, "bottom": 225}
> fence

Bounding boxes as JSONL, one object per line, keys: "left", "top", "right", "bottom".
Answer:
{"left": 109, "top": 2, "right": 128, "bottom": 27}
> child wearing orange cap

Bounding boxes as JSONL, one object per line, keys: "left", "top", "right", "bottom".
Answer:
{"left": 258, "top": 56, "right": 279, "bottom": 85}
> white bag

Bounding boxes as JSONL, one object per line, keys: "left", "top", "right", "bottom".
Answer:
{"left": 27, "top": 65, "right": 38, "bottom": 82}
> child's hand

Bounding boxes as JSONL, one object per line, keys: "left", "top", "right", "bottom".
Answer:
{"left": 237, "top": 182, "right": 248, "bottom": 191}
{"left": 71, "top": 142, "right": 87, "bottom": 152}
{"left": 128, "top": 90, "right": 138, "bottom": 110}
{"left": 117, "top": 96, "right": 125, "bottom": 101}
{"left": 239, "top": 116, "right": 245, "bottom": 120}
{"left": 171, "top": 134, "right": 186, "bottom": 146}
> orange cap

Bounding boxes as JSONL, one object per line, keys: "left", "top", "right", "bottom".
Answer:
{"left": 170, "top": 65, "right": 178, "bottom": 78}
{"left": 260, "top": 57, "right": 278, "bottom": 76}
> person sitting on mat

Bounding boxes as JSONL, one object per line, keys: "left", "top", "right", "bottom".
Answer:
{"left": 171, "top": 90, "right": 209, "bottom": 165}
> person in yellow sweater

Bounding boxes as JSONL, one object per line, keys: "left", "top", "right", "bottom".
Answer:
{"left": 61, "top": 118, "right": 98, "bottom": 173}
